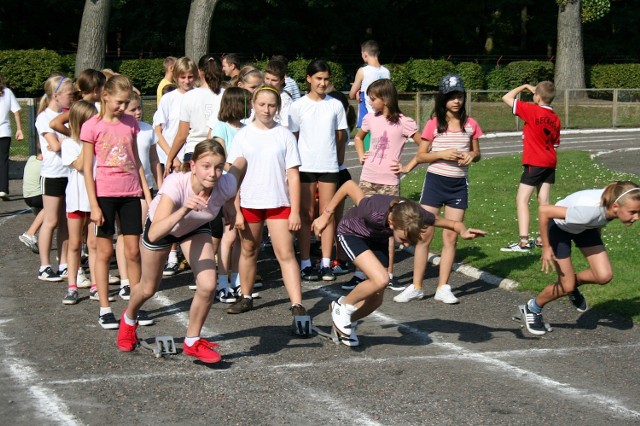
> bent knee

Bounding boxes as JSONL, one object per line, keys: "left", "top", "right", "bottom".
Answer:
{"left": 595, "top": 271, "right": 613, "bottom": 285}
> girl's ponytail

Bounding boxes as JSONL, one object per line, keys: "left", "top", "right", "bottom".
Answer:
{"left": 198, "top": 55, "right": 223, "bottom": 95}
{"left": 38, "top": 74, "right": 72, "bottom": 114}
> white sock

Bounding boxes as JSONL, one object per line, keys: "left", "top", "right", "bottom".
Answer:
{"left": 300, "top": 258, "right": 312, "bottom": 269}
{"left": 123, "top": 311, "right": 137, "bottom": 326}
{"left": 99, "top": 307, "right": 112, "bottom": 316}
{"left": 120, "top": 279, "right": 130, "bottom": 289}
{"left": 388, "top": 272, "right": 394, "bottom": 279}
{"left": 167, "top": 250, "right": 178, "bottom": 264}
{"left": 40, "top": 265, "right": 51, "bottom": 272}
{"left": 321, "top": 257, "right": 331, "bottom": 268}
{"left": 58, "top": 263, "right": 67, "bottom": 272}
{"left": 184, "top": 336, "right": 200, "bottom": 347}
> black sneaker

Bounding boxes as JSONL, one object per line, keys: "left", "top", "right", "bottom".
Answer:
{"left": 330, "top": 259, "right": 351, "bottom": 275}
{"left": 387, "top": 276, "right": 405, "bottom": 291}
{"left": 568, "top": 288, "right": 589, "bottom": 312}
{"left": 38, "top": 266, "right": 62, "bottom": 282}
{"left": 341, "top": 275, "right": 364, "bottom": 291}
{"left": 62, "top": 289, "right": 79, "bottom": 305}
{"left": 301, "top": 266, "right": 320, "bottom": 281}
{"left": 119, "top": 285, "right": 131, "bottom": 300}
{"left": 98, "top": 312, "right": 120, "bottom": 330}
{"left": 163, "top": 262, "right": 179, "bottom": 277}
{"left": 226, "top": 297, "right": 253, "bottom": 314}
{"left": 137, "top": 310, "right": 154, "bottom": 326}
{"left": 519, "top": 304, "right": 546, "bottom": 336}
{"left": 320, "top": 266, "right": 336, "bottom": 281}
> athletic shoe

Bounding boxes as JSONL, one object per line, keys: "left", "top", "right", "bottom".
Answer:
{"left": 519, "top": 304, "right": 546, "bottom": 336}
{"left": 301, "top": 266, "right": 320, "bottom": 281}
{"left": 163, "top": 262, "right": 179, "bottom": 277}
{"left": 19, "top": 233, "right": 39, "bottom": 253}
{"left": 116, "top": 312, "right": 138, "bottom": 351}
{"left": 58, "top": 268, "right": 68, "bottom": 280}
{"left": 89, "top": 289, "right": 115, "bottom": 302}
{"left": 76, "top": 271, "right": 91, "bottom": 288}
{"left": 341, "top": 275, "right": 364, "bottom": 291}
{"left": 320, "top": 266, "right": 336, "bottom": 281}
{"left": 226, "top": 297, "right": 253, "bottom": 314}
{"left": 434, "top": 284, "right": 459, "bottom": 304}
{"left": 534, "top": 237, "right": 543, "bottom": 247}
{"left": 38, "top": 266, "right": 62, "bottom": 282}
{"left": 568, "top": 288, "right": 589, "bottom": 312}
{"left": 330, "top": 259, "right": 351, "bottom": 275}
{"left": 137, "top": 310, "right": 154, "bottom": 326}
{"left": 290, "top": 304, "right": 307, "bottom": 317}
{"left": 98, "top": 312, "right": 119, "bottom": 330}
{"left": 387, "top": 276, "right": 405, "bottom": 291}
{"left": 62, "top": 289, "right": 79, "bottom": 305}
{"left": 254, "top": 274, "right": 263, "bottom": 289}
{"left": 108, "top": 274, "right": 120, "bottom": 285}
{"left": 216, "top": 288, "right": 237, "bottom": 303}
{"left": 119, "top": 285, "right": 131, "bottom": 300}
{"left": 183, "top": 339, "right": 221, "bottom": 363}
{"left": 231, "top": 286, "right": 259, "bottom": 298}
{"left": 393, "top": 284, "right": 425, "bottom": 303}
{"left": 330, "top": 299, "right": 352, "bottom": 337}
{"left": 500, "top": 242, "right": 531, "bottom": 252}
{"left": 333, "top": 321, "right": 360, "bottom": 347}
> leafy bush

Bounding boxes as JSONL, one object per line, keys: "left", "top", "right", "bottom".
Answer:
{"left": 0, "top": 50, "right": 63, "bottom": 97}
{"left": 587, "top": 64, "right": 640, "bottom": 88}
{"left": 386, "top": 63, "right": 410, "bottom": 92}
{"left": 287, "top": 58, "right": 309, "bottom": 94}
{"left": 59, "top": 54, "right": 76, "bottom": 79}
{"left": 118, "top": 58, "right": 164, "bottom": 95}
{"left": 486, "top": 61, "right": 554, "bottom": 100}
{"left": 326, "top": 60, "right": 346, "bottom": 91}
{"left": 405, "top": 59, "right": 455, "bottom": 91}
{"left": 456, "top": 62, "right": 485, "bottom": 90}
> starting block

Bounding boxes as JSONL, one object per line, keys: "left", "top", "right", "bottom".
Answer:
{"left": 292, "top": 315, "right": 312, "bottom": 337}
{"left": 139, "top": 336, "right": 177, "bottom": 358}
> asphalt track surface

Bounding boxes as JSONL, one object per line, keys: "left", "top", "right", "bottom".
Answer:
{"left": 1, "top": 130, "right": 639, "bottom": 425}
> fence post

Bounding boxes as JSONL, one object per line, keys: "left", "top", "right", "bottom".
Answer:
{"left": 27, "top": 98, "right": 37, "bottom": 156}
{"left": 612, "top": 88, "right": 618, "bottom": 128}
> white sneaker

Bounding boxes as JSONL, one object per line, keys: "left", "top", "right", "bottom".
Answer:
{"left": 108, "top": 274, "right": 120, "bottom": 284}
{"left": 393, "top": 284, "right": 425, "bottom": 303}
{"left": 215, "top": 288, "right": 237, "bottom": 303}
{"left": 434, "top": 284, "right": 459, "bottom": 304}
{"left": 500, "top": 242, "right": 530, "bottom": 252}
{"left": 330, "top": 299, "right": 353, "bottom": 337}
{"left": 76, "top": 271, "right": 91, "bottom": 288}
{"left": 19, "top": 233, "right": 39, "bottom": 253}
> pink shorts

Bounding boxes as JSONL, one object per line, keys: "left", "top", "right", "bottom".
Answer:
{"left": 67, "top": 211, "right": 89, "bottom": 219}
{"left": 241, "top": 206, "right": 291, "bottom": 223}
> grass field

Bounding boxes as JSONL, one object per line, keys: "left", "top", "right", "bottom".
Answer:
{"left": 400, "top": 150, "right": 640, "bottom": 322}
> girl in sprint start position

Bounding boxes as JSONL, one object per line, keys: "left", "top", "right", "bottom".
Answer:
{"left": 520, "top": 181, "right": 640, "bottom": 336}
{"left": 312, "top": 180, "right": 486, "bottom": 346}
{"left": 117, "top": 140, "right": 246, "bottom": 363}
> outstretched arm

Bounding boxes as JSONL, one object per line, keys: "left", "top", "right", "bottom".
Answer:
{"left": 432, "top": 217, "right": 487, "bottom": 240}
{"left": 312, "top": 180, "right": 364, "bottom": 237}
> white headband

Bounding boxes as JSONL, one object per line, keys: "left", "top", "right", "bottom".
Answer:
{"left": 614, "top": 187, "right": 640, "bottom": 204}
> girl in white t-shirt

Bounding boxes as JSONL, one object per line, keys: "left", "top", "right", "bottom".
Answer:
{"left": 288, "top": 60, "right": 348, "bottom": 283}
{"left": 225, "top": 85, "right": 309, "bottom": 332}
{"left": 117, "top": 140, "right": 246, "bottom": 364}
{"left": 0, "top": 73, "right": 23, "bottom": 199}
{"left": 35, "top": 75, "right": 75, "bottom": 282}
{"left": 520, "top": 181, "right": 640, "bottom": 336}
{"left": 61, "top": 100, "right": 97, "bottom": 305}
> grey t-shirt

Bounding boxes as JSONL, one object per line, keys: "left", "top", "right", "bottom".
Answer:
{"left": 553, "top": 189, "right": 609, "bottom": 234}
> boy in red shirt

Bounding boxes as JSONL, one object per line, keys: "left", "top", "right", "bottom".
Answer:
{"left": 501, "top": 81, "right": 561, "bottom": 252}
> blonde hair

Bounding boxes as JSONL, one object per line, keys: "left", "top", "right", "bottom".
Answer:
{"left": 536, "top": 81, "right": 556, "bottom": 104}
{"left": 179, "top": 139, "right": 226, "bottom": 172}
{"left": 68, "top": 100, "right": 98, "bottom": 141}
{"left": 602, "top": 181, "right": 640, "bottom": 207}
{"left": 172, "top": 57, "right": 198, "bottom": 82}
{"left": 252, "top": 84, "right": 282, "bottom": 112}
{"left": 99, "top": 75, "right": 132, "bottom": 119}
{"left": 388, "top": 198, "right": 431, "bottom": 245}
{"left": 38, "top": 75, "right": 74, "bottom": 114}
{"left": 234, "top": 65, "right": 263, "bottom": 89}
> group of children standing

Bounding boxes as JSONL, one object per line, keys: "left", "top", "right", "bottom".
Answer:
{"left": 8, "top": 40, "right": 637, "bottom": 363}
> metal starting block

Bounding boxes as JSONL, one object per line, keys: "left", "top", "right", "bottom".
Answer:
{"left": 139, "top": 336, "right": 177, "bottom": 358}
{"left": 293, "top": 315, "right": 312, "bottom": 337}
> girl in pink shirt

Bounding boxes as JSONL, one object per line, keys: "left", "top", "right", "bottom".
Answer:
{"left": 81, "top": 75, "right": 152, "bottom": 330}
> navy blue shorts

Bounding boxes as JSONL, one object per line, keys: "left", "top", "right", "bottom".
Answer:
{"left": 520, "top": 165, "right": 555, "bottom": 186}
{"left": 142, "top": 218, "right": 212, "bottom": 251}
{"left": 420, "top": 172, "right": 468, "bottom": 209}
{"left": 548, "top": 221, "right": 604, "bottom": 260}
{"left": 338, "top": 234, "right": 389, "bottom": 268}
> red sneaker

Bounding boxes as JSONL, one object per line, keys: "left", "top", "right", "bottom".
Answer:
{"left": 116, "top": 310, "right": 138, "bottom": 352}
{"left": 183, "top": 339, "right": 221, "bottom": 363}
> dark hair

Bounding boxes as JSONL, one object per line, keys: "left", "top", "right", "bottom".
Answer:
{"left": 218, "top": 87, "right": 251, "bottom": 123}
{"left": 271, "top": 55, "right": 289, "bottom": 67}
{"left": 76, "top": 69, "right": 106, "bottom": 97}
{"left": 306, "top": 59, "right": 331, "bottom": 78}
{"left": 361, "top": 40, "right": 380, "bottom": 56}
{"left": 265, "top": 60, "right": 287, "bottom": 81}
{"left": 198, "top": 54, "right": 223, "bottom": 94}
{"left": 222, "top": 53, "right": 242, "bottom": 69}
{"left": 432, "top": 91, "right": 468, "bottom": 134}
{"left": 367, "top": 79, "right": 401, "bottom": 124}
{"left": 0, "top": 73, "right": 5, "bottom": 96}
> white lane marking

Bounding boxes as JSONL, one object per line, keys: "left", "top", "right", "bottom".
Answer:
{"left": 0, "top": 320, "right": 79, "bottom": 425}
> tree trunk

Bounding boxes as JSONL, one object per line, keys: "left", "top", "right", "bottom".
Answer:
{"left": 75, "top": 0, "right": 112, "bottom": 76}
{"left": 555, "top": 0, "right": 586, "bottom": 96}
{"left": 185, "top": 0, "right": 219, "bottom": 62}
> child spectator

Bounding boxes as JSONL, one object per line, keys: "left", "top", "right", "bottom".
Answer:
{"left": 501, "top": 81, "right": 561, "bottom": 252}
{"left": 520, "top": 181, "right": 640, "bottom": 335}
{"left": 19, "top": 154, "right": 44, "bottom": 253}
{"left": 0, "top": 73, "right": 24, "bottom": 200}
{"left": 264, "top": 59, "right": 293, "bottom": 127}
{"left": 156, "top": 56, "right": 177, "bottom": 106}
{"left": 271, "top": 55, "right": 301, "bottom": 101}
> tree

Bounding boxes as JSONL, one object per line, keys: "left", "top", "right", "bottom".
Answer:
{"left": 75, "top": 0, "right": 112, "bottom": 75}
{"left": 185, "top": 0, "right": 220, "bottom": 62}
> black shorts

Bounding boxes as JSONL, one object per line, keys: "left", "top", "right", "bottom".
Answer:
{"left": 209, "top": 209, "right": 224, "bottom": 239}
{"left": 548, "top": 221, "right": 604, "bottom": 260}
{"left": 96, "top": 197, "right": 142, "bottom": 237}
{"left": 338, "top": 234, "right": 389, "bottom": 268}
{"left": 338, "top": 168, "right": 352, "bottom": 187}
{"left": 420, "top": 172, "right": 468, "bottom": 210}
{"left": 41, "top": 177, "right": 68, "bottom": 197}
{"left": 25, "top": 195, "right": 43, "bottom": 210}
{"left": 520, "top": 165, "right": 555, "bottom": 186}
{"left": 299, "top": 171, "right": 340, "bottom": 184}
{"left": 142, "top": 218, "right": 212, "bottom": 251}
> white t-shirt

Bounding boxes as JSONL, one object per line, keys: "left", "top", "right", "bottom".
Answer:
{"left": 361, "top": 65, "right": 391, "bottom": 114}
{"left": 0, "top": 88, "right": 20, "bottom": 138}
{"left": 153, "top": 89, "right": 185, "bottom": 163}
{"left": 61, "top": 138, "right": 90, "bottom": 212}
{"left": 553, "top": 189, "right": 609, "bottom": 234}
{"left": 35, "top": 108, "right": 67, "bottom": 178}
{"left": 287, "top": 95, "right": 347, "bottom": 173}
{"left": 137, "top": 121, "right": 157, "bottom": 189}
{"left": 275, "top": 90, "right": 293, "bottom": 127}
{"left": 179, "top": 87, "right": 224, "bottom": 155}
{"left": 227, "top": 122, "right": 301, "bottom": 209}
{"left": 148, "top": 171, "right": 237, "bottom": 238}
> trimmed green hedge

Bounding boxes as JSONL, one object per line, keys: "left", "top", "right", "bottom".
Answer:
{"left": 118, "top": 58, "right": 164, "bottom": 95}
{"left": 405, "top": 59, "right": 456, "bottom": 91}
{"left": 0, "top": 50, "right": 63, "bottom": 97}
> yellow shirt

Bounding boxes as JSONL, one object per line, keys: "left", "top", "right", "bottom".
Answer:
{"left": 157, "top": 78, "right": 173, "bottom": 106}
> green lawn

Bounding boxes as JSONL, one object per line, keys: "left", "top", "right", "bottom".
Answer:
{"left": 400, "top": 150, "right": 640, "bottom": 322}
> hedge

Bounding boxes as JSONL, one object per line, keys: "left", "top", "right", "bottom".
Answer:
{"left": 0, "top": 50, "right": 63, "bottom": 97}
{"left": 118, "top": 58, "right": 164, "bottom": 95}
{"left": 405, "top": 59, "right": 456, "bottom": 91}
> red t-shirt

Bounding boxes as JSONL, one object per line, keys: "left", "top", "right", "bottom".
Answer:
{"left": 514, "top": 100, "right": 561, "bottom": 168}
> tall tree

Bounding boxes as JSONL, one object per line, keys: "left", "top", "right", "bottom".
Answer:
{"left": 185, "top": 0, "right": 219, "bottom": 61}
{"left": 75, "top": 0, "right": 112, "bottom": 75}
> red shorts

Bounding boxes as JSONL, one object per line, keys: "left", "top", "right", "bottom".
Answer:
{"left": 67, "top": 211, "right": 89, "bottom": 219}
{"left": 241, "top": 206, "right": 291, "bottom": 223}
